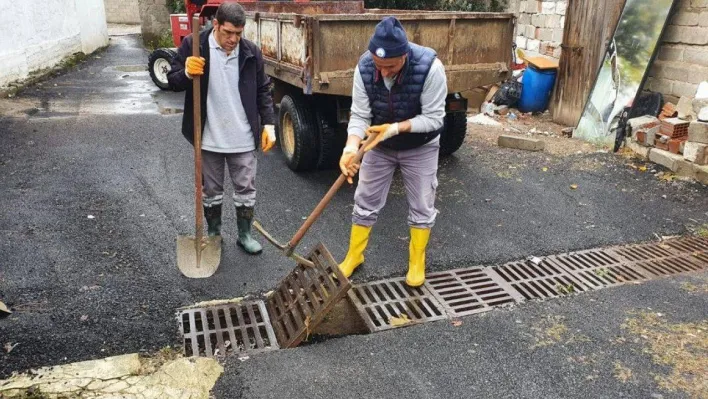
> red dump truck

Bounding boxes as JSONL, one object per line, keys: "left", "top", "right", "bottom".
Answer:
{"left": 148, "top": 0, "right": 514, "bottom": 170}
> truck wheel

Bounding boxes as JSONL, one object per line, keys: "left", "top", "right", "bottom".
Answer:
{"left": 315, "top": 103, "right": 346, "bottom": 170}
{"left": 279, "top": 95, "right": 319, "bottom": 171}
{"left": 439, "top": 112, "right": 467, "bottom": 157}
{"left": 148, "top": 48, "right": 176, "bottom": 90}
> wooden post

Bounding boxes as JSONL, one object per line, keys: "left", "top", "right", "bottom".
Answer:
{"left": 551, "top": 0, "right": 626, "bottom": 127}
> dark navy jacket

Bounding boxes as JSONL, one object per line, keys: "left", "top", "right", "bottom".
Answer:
{"left": 167, "top": 29, "right": 275, "bottom": 149}
{"left": 358, "top": 43, "right": 441, "bottom": 151}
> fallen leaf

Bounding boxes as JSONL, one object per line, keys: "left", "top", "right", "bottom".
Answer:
{"left": 4, "top": 342, "right": 18, "bottom": 353}
{"left": 0, "top": 301, "right": 11, "bottom": 316}
{"left": 639, "top": 166, "right": 647, "bottom": 172}
{"left": 452, "top": 320, "right": 463, "bottom": 327}
{"left": 390, "top": 314, "right": 411, "bottom": 327}
{"left": 542, "top": 167, "right": 548, "bottom": 172}
{"left": 570, "top": 184, "right": 578, "bottom": 190}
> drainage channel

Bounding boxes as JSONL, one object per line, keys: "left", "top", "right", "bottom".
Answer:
{"left": 177, "top": 235, "right": 708, "bottom": 359}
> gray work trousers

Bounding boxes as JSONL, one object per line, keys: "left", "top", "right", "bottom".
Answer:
{"left": 353, "top": 140, "right": 440, "bottom": 228}
{"left": 201, "top": 150, "right": 257, "bottom": 208}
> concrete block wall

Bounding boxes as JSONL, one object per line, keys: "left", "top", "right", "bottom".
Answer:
{"left": 104, "top": 0, "right": 140, "bottom": 24}
{"left": 511, "top": 0, "right": 567, "bottom": 59}
{"left": 646, "top": 0, "right": 708, "bottom": 104}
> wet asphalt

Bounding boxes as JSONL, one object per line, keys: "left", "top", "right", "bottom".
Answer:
{"left": 0, "top": 33, "right": 707, "bottom": 397}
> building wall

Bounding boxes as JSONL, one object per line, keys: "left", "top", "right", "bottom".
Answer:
{"left": 104, "top": 0, "right": 140, "bottom": 24}
{"left": 0, "top": 0, "right": 109, "bottom": 88}
{"left": 138, "top": 0, "right": 172, "bottom": 46}
{"left": 647, "top": 0, "right": 708, "bottom": 104}
{"left": 512, "top": 0, "right": 566, "bottom": 59}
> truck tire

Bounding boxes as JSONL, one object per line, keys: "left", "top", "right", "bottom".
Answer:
{"left": 315, "top": 102, "right": 347, "bottom": 170}
{"left": 278, "top": 95, "right": 319, "bottom": 171}
{"left": 148, "top": 48, "right": 176, "bottom": 90}
{"left": 439, "top": 112, "right": 467, "bottom": 157}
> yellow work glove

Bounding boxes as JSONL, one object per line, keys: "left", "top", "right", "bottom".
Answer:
{"left": 261, "top": 125, "right": 276, "bottom": 153}
{"left": 364, "top": 123, "right": 399, "bottom": 152}
{"left": 185, "top": 56, "right": 205, "bottom": 77}
{"left": 339, "top": 145, "right": 360, "bottom": 185}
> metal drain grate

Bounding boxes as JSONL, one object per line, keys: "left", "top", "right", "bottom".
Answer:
{"left": 492, "top": 259, "right": 587, "bottom": 300}
{"left": 348, "top": 278, "right": 446, "bottom": 332}
{"left": 662, "top": 236, "right": 708, "bottom": 254}
{"left": 612, "top": 243, "right": 675, "bottom": 262}
{"left": 179, "top": 301, "right": 279, "bottom": 358}
{"left": 634, "top": 256, "right": 707, "bottom": 277}
{"left": 425, "top": 267, "right": 523, "bottom": 317}
{"left": 266, "top": 243, "right": 351, "bottom": 348}
{"left": 547, "top": 249, "right": 650, "bottom": 289}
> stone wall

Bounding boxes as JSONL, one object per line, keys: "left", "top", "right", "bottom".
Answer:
{"left": 647, "top": 0, "right": 708, "bottom": 104}
{"left": 104, "top": 0, "right": 141, "bottom": 24}
{"left": 138, "top": 0, "right": 172, "bottom": 46}
{"left": 511, "top": 0, "right": 567, "bottom": 59}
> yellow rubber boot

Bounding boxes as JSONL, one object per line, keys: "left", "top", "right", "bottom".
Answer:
{"left": 406, "top": 227, "right": 431, "bottom": 287}
{"left": 339, "top": 224, "right": 372, "bottom": 278}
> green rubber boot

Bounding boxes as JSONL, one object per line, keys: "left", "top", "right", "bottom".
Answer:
{"left": 236, "top": 206, "right": 262, "bottom": 254}
{"left": 204, "top": 204, "right": 222, "bottom": 237}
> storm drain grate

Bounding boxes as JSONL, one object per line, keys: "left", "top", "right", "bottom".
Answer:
{"left": 348, "top": 278, "right": 446, "bottom": 332}
{"left": 179, "top": 300, "right": 278, "bottom": 358}
{"left": 492, "top": 259, "right": 587, "bottom": 300}
{"left": 266, "top": 243, "right": 351, "bottom": 348}
{"left": 425, "top": 267, "right": 523, "bottom": 317}
{"left": 547, "top": 249, "right": 650, "bottom": 289}
{"left": 612, "top": 243, "right": 675, "bottom": 262}
{"left": 633, "top": 256, "right": 707, "bottom": 277}
{"left": 662, "top": 236, "right": 708, "bottom": 255}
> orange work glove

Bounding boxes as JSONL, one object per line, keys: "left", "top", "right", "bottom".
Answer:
{"left": 339, "top": 145, "right": 360, "bottom": 184}
{"left": 364, "top": 123, "right": 399, "bottom": 152}
{"left": 186, "top": 56, "right": 205, "bottom": 76}
{"left": 261, "top": 125, "right": 276, "bottom": 153}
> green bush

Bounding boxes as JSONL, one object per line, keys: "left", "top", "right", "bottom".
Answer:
{"left": 167, "top": 0, "right": 186, "bottom": 14}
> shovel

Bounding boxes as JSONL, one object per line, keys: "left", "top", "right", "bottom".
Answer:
{"left": 253, "top": 133, "right": 379, "bottom": 268}
{"left": 177, "top": 16, "right": 222, "bottom": 278}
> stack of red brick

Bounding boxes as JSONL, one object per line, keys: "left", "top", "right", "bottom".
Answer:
{"left": 630, "top": 116, "right": 708, "bottom": 166}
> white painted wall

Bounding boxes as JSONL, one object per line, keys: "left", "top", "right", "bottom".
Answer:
{"left": 0, "top": 0, "right": 109, "bottom": 88}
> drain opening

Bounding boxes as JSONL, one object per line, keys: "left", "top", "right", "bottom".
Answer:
{"left": 266, "top": 243, "right": 351, "bottom": 348}
{"left": 349, "top": 278, "right": 446, "bottom": 332}
{"left": 179, "top": 301, "right": 278, "bottom": 358}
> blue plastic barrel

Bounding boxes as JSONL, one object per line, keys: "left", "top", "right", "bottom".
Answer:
{"left": 518, "top": 65, "right": 557, "bottom": 113}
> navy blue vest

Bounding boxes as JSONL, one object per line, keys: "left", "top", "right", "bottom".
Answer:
{"left": 358, "top": 43, "right": 442, "bottom": 151}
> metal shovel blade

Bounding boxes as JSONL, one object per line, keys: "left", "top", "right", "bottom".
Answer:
{"left": 176, "top": 235, "right": 222, "bottom": 278}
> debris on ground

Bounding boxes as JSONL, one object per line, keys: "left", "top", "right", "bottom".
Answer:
{"left": 622, "top": 311, "right": 708, "bottom": 398}
{"left": 0, "top": 301, "right": 11, "bottom": 317}
{"left": 0, "top": 352, "right": 223, "bottom": 399}
{"left": 468, "top": 113, "right": 501, "bottom": 127}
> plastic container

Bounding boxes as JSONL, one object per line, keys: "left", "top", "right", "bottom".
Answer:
{"left": 518, "top": 65, "right": 557, "bottom": 113}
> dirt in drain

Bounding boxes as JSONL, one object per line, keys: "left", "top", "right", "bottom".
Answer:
{"left": 302, "top": 297, "right": 369, "bottom": 344}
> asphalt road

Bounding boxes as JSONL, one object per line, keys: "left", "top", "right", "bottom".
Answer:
{"left": 1, "top": 33, "right": 707, "bottom": 390}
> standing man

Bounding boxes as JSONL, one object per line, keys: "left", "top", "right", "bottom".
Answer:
{"left": 168, "top": 2, "right": 276, "bottom": 254}
{"left": 339, "top": 16, "right": 447, "bottom": 287}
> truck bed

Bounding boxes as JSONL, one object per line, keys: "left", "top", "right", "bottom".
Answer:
{"left": 238, "top": 2, "right": 515, "bottom": 96}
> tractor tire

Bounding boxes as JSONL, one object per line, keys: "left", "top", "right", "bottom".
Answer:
{"left": 439, "top": 112, "right": 467, "bottom": 157}
{"left": 315, "top": 102, "right": 347, "bottom": 170}
{"left": 148, "top": 48, "right": 177, "bottom": 90}
{"left": 278, "top": 95, "right": 319, "bottom": 171}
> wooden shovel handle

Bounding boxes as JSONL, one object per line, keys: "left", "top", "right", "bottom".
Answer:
{"left": 192, "top": 16, "right": 204, "bottom": 245}
{"left": 287, "top": 134, "right": 378, "bottom": 250}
